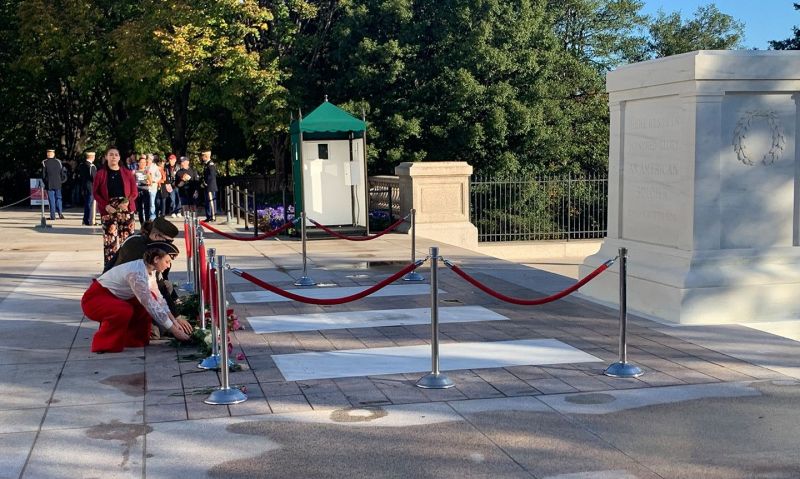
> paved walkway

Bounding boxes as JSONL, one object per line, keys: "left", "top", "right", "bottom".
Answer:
{"left": 2, "top": 208, "right": 800, "bottom": 478}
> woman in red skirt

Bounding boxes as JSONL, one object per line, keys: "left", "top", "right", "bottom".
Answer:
{"left": 81, "top": 242, "right": 192, "bottom": 353}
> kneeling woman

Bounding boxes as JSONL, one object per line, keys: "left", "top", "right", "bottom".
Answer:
{"left": 81, "top": 242, "right": 193, "bottom": 353}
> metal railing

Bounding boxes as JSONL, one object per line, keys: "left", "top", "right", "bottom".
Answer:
{"left": 470, "top": 174, "right": 607, "bottom": 242}
{"left": 224, "top": 185, "right": 257, "bottom": 235}
{"left": 368, "top": 175, "right": 400, "bottom": 218}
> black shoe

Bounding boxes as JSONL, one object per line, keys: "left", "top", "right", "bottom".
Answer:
{"left": 58, "top": 213, "right": 65, "bottom": 219}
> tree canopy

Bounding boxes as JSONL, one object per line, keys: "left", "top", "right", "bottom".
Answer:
{"left": 0, "top": 0, "right": 769, "bottom": 199}
{"left": 769, "top": 3, "right": 800, "bottom": 50}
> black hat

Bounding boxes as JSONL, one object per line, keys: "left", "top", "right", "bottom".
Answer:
{"left": 147, "top": 241, "right": 179, "bottom": 257}
{"left": 152, "top": 216, "right": 179, "bottom": 238}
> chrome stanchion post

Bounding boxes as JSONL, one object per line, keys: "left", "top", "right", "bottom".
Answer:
{"left": 604, "top": 247, "right": 643, "bottom": 378}
{"left": 197, "top": 227, "right": 206, "bottom": 330}
{"left": 198, "top": 248, "right": 221, "bottom": 370}
{"left": 35, "top": 180, "right": 50, "bottom": 229}
{"left": 404, "top": 208, "right": 424, "bottom": 282}
{"left": 192, "top": 214, "right": 201, "bottom": 296}
{"left": 205, "top": 255, "right": 248, "bottom": 405}
{"left": 416, "top": 246, "right": 454, "bottom": 389}
{"left": 224, "top": 186, "right": 232, "bottom": 224}
{"left": 294, "top": 211, "right": 316, "bottom": 286}
{"left": 243, "top": 188, "right": 250, "bottom": 231}
{"left": 182, "top": 212, "right": 193, "bottom": 291}
{"left": 235, "top": 187, "right": 241, "bottom": 224}
{"left": 200, "top": 247, "right": 215, "bottom": 331}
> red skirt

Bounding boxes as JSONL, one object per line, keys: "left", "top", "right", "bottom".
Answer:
{"left": 81, "top": 280, "right": 152, "bottom": 353}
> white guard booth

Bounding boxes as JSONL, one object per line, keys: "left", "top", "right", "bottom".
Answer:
{"left": 290, "top": 100, "right": 368, "bottom": 227}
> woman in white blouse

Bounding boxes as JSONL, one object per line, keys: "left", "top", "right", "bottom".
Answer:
{"left": 81, "top": 242, "right": 192, "bottom": 353}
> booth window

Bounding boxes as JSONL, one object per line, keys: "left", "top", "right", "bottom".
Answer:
{"left": 318, "top": 144, "right": 329, "bottom": 160}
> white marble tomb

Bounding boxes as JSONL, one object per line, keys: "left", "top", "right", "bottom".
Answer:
{"left": 579, "top": 50, "right": 800, "bottom": 324}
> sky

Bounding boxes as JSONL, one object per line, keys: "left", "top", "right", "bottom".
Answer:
{"left": 640, "top": 0, "right": 798, "bottom": 50}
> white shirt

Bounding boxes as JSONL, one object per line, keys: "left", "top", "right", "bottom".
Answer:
{"left": 147, "top": 164, "right": 162, "bottom": 192}
{"left": 97, "top": 260, "right": 174, "bottom": 330}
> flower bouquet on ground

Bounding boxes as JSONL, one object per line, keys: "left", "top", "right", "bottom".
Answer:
{"left": 175, "top": 293, "right": 201, "bottom": 326}
{"left": 369, "top": 209, "right": 393, "bottom": 231}
{"left": 172, "top": 301, "right": 247, "bottom": 371}
{"left": 253, "top": 204, "right": 295, "bottom": 235}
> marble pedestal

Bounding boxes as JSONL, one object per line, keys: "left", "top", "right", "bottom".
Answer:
{"left": 580, "top": 50, "right": 800, "bottom": 324}
{"left": 395, "top": 162, "right": 478, "bottom": 248}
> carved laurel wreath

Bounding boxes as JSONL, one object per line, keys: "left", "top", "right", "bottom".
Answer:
{"left": 732, "top": 110, "right": 785, "bottom": 166}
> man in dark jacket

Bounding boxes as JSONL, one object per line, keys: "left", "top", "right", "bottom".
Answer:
{"left": 76, "top": 151, "right": 97, "bottom": 225}
{"left": 105, "top": 216, "right": 181, "bottom": 316}
{"left": 201, "top": 150, "right": 218, "bottom": 222}
{"left": 175, "top": 156, "right": 199, "bottom": 214}
{"left": 42, "top": 149, "right": 65, "bottom": 220}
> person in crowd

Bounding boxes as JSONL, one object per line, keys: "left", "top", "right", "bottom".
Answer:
{"left": 105, "top": 216, "right": 178, "bottom": 270}
{"left": 63, "top": 159, "right": 76, "bottom": 208}
{"left": 77, "top": 151, "right": 97, "bottom": 225}
{"left": 146, "top": 154, "right": 161, "bottom": 221}
{"left": 134, "top": 156, "right": 150, "bottom": 224}
{"left": 42, "top": 149, "right": 65, "bottom": 220}
{"left": 162, "top": 154, "right": 181, "bottom": 217}
{"left": 81, "top": 242, "right": 192, "bottom": 353}
{"left": 154, "top": 156, "right": 166, "bottom": 217}
{"left": 201, "top": 150, "right": 218, "bottom": 222}
{"left": 125, "top": 152, "right": 138, "bottom": 171}
{"left": 70, "top": 159, "right": 83, "bottom": 209}
{"left": 175, "top": 156, "right": 199, "bottom": 215}
{"left": 104, "top": 217, "right": 181, "bottom": 334}
{"left": 92, "top": 146, "right": 138, "bottom": 269}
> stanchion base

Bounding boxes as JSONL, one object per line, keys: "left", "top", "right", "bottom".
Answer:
{"left": 604, "top": 362, "right": 643, "bottom": 378}
{"left": 416, "top": 372, "right": 455, "bottom": 389}
{"left": 294, "top": 276, "right": 316, "bottom": 287}
{"left": 198, "top": 354, "right": 222, "bottom": 370}
{"left": 403, "top": 271, "right": 425, "bottom": 282}
{"left": 198, "top": 355, "right": 235, "bottom": 370}
{"left": 204, "top": 387, "right": 247, "bottom": 405}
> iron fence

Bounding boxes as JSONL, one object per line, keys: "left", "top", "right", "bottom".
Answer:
{"left": 470, "top": 174, "right": 608, "bottom": 242}
{"left": 368, "top": 175, "right": 401, "bottom": 218}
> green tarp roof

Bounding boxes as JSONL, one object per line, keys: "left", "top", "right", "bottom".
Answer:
{"left": 290, "top": 101, "right": 366, "bottom": 134}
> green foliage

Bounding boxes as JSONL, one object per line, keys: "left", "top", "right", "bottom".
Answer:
{"left": 769, "top": 3, "right": 800, "bottom": 50}
{"left": 176, "top": 293, "right": 201, "bottom": 323}
{"left": 646, "top": 4, "right": 744, "bottom": 58}
{"left": 0, "top": 0, "right": 753, "bottom": 198}
{"left": 548, "top": 0, "right": 649, "bottom": 70}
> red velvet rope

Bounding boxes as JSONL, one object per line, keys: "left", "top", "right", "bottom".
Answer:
{"left": 183, "top": 222, "right": 192, "bottom": 258}
{"left": 308, "top": 217, "right": 406, "bottom": 241}
{"left": 199, "top": 244, "right": 208, "bottom": 302}
{"left": 200, "top": 219, "right": 295, "bottom": 241}
{"left": 234, "top": 262, "right": 420, "bottom": 305}
{"left": 208, "top": 267, "right": 218, "bottom": 326}
{"left": 446, "top": 261, "right": 611, "bottom": 306}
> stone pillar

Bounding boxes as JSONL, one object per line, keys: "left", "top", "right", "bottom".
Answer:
{"left": 394, "top": 161, "right": 478, "bottom": 248}
{"left": 579, "top": 50, "right": 800, "bottom": 325}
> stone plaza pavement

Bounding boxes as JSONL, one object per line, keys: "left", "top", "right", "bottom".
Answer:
{"left": 3, "top": 209, "right": 800, "bottom": 479}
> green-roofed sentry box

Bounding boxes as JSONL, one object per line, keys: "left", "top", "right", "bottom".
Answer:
{"left": 291, "top": 100, "right": 368, "bottom": 228}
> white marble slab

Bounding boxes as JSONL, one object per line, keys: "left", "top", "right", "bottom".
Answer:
{"left": 745, "top": 320, "right": 800, "bottom": 342}
{"left": 273, "top": 339, "right": 603, "bottom": 381}
{"left": 232, "top": 283, "right": 439, "bottom": 304}
{"left": 248, "top": 306, "right": 507, "bottom": 334}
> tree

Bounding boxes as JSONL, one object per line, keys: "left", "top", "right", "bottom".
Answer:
{"left": 289, "top": 0, "right": 611, "bottom": 176}
{"left": 647, "top": 4, "right": 744, "bottom": 58}
{"left": 111, "top": 0, "right": 281, "bottom": 156}
{"left": 547, "top": 0, "right": 649, "bottom": 70}
{"left": 769, "top": 3, "right": 800, "bottom": 50}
